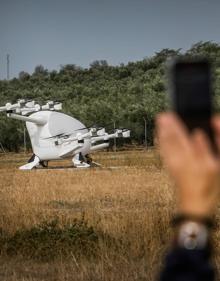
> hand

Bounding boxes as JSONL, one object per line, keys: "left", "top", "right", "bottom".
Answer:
{"left": 156, "top": 113, "right": 220, "bottom": 217}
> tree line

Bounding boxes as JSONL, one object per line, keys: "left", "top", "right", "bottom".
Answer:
{"left": 1, "top": 41, "right": 220, "bottom": 152}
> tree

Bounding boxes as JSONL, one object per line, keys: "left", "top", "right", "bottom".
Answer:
{"left": 33, "top": 65, "right": 48, "bottom": 76}
{"left": 19, "top": 71, "right": 30, "bottom": 80}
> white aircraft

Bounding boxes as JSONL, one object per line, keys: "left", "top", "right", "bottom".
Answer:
{"left": 0, "top": 99, "right": 130, "bottom": 170}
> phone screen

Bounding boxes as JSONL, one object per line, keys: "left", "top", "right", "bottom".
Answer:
{"left": 174, "top": 61, "right": 211, "bottom": 119}
{"left": 169, "top": 59, "right": 217, "bottom": 151}
{"left": 171, "top": 60, "right": 213, "bottom": 134}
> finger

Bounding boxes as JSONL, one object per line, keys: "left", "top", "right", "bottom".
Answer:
{"left": 192, "top": 129, "right": 213, "bottom": 157}
{"left": 156, "top": 113, "right": 191, "bottom": 154}
{"left": 212, "top": 115, "right": 220, "bottom": 131}
{"left": 192, "top": 129, "right": 219, "bottom": 169}
{"left": 212, "top": 115, "right": 220, "bottom": 151}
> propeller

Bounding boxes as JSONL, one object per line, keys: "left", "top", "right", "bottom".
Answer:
{"left": 115, "top": 128, "right": 131, "bottom": 138}
{"left": 41, "top": 126, "right": 87, "bottom": 140}
{"left": 115, "top": 127, "right": 130, "bottom": 132}
{"left": 36, "top": 98, "right": 64, "bottom": 104}
{"left": 42, "top": 133, "right": 66, "bottom": 140}
{"left": 0, "top": 102, "right": 20, "bottom": 112}
{"left": 53, "top": 99, "right": 65, "bottom": 103}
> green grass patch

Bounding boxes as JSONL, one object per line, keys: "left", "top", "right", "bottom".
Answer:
{"left": 0, "top": 217, "right": 127, "bottom": 262}
{"left": 0, "top": 218, "right": 99, "bottom": 261}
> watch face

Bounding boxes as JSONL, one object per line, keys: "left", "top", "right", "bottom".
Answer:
{"left": 178, "top": 222, "right": 208, "bottom": 250}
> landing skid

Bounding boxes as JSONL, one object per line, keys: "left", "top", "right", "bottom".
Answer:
{"left": 19, "top": 153, "right": 101, "bottom": 170}
{"left": 71, "top": 152, "right": 103, "bottom": 168}
{"left": 72, "top": 153, "right": 90, "bottom": 168}
{"left": 19, "top": 155, "right": 40, "bottom": 170}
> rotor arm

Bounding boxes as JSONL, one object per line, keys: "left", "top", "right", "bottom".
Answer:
{"left": 91, "top": 134, "right": 109, "bottom": 144}
{"left": 91, "top": 129, "right": 130, "bottom": 144}
{"left": 0, "top": 102, "right": 24, "bottom": 112}
{"left": 90, "top": 143, "right": 109, "bottom": 151}
{"left": 91, "top": 132, "right": 118, "bottom": 144}
{"left": 7, "top": 113, "right": 47, "bottom": 126}
{"left": 56, "top": 131, "right": 91, "bottom": 145}
{"left": 0, "top": 100, "right": 62, "bottom": 117}
{"left": 0, "top": 103, "right": 13, "bottom": 112}
{"left": 0, "top": 106, "right": 7, "bottom": 112}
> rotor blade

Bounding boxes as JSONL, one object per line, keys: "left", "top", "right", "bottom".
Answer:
{"left": 42, "top": 133, "right": 65, "bottom": 140}
{"left": 54, "top": 99, "right": 65, "bottom": 103}
{"left": 75, "top": 127, "right": 89, "bottom": 131}
{"left": 42, "top": 128, "right": 82, "bottom": 139}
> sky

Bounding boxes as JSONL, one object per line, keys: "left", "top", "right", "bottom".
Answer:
{"left": 0, "top": 0, "right": 220, "bottom": 78}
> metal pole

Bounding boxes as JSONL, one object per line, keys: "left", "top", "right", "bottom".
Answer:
{"left": 113, "top": 121, "right": 116, "bottom": 152}
{"left": 143, "top": 117, "right": 147, "bottom": 149}
{"left": 7, "top": 54, "right": 10, "bottom": 80}
{"left": 24, "top": 126, "right": 26, "bottom": 153}
{"left": 0, "top": 142, "right": 5, "bottom": 153}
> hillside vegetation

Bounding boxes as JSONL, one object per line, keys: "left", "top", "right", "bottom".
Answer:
{"left": 1, "top": 41, "right": 220, "bottom": 151}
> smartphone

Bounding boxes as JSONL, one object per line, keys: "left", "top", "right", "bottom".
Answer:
{"left": 168, "top": 58, "right": 216, "bottom": 150}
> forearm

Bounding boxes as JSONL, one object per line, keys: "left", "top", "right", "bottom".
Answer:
{"left": 156, "top": 113, "right": 220, "bottom": 281}
{"left": 159, "top": 217, "right": 215, "bottom": 281}
{"left": 159, "top": 245, "right": 215, "bottom": 281}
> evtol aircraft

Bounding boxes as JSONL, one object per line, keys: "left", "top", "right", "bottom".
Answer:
{"left": 0, "top": 100, "right": 130, "bottom": 169}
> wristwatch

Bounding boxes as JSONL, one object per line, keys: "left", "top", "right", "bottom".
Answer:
{"left": 176, "top": 221, "right": 209, "bottom": 250}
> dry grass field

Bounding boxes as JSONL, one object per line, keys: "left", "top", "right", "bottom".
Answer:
{"left": 0, "top": 149, "right": 219, "bottom": 281}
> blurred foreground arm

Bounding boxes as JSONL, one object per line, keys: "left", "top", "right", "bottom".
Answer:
{"left": 157, "top": 113, "right": 220, "bottom": 281}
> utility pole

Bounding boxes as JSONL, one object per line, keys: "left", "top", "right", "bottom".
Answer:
{"left": 6, "top": 54, "right": 10, "bottom": 80}
{"left": 113, "top": 121, "right": 117, "bottom": 152}
{"left": 23, "top": 126, "right": 27, "bottom": 153}
{"left": 143, "top": 117, "right": 147, "bottom": 149}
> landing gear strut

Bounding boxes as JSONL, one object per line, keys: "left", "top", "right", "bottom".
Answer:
{"left": 19, "top": 154, "right": 40, "bottom": 170}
